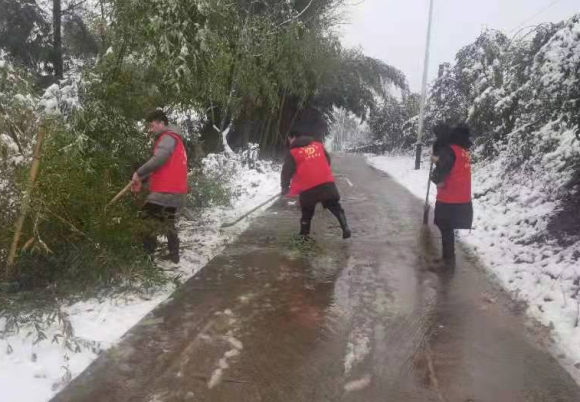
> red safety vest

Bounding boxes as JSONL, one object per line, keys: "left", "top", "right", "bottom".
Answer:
{"left": 149, "top": 131, "right": 188, "bottom": 194}
{"left": 437, "top": 144, "right": 472, "bottom": 203}
{"left": 288, "top": 141, "right": 334, "bottom": 197}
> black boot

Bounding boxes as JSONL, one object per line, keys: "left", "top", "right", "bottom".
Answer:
{"left": 300, "top": 220, "right": 311, "bottom": 238}
{"left": 338, "top": 211, "right": 351, "bottom": 239}
{"left": 165, "top": 228, "right": 180, "bottom": 264}
{"left": 160, "top": 253, "right": 180, "bottom": 264}
{"left": 441, "top": 229, "right": 455, "bottom": 268}
{"left": 328, "top": 204, "right": 351, "bottom": 239}
{"left": 143, "top": 235, "right": 158, "bottom": 256}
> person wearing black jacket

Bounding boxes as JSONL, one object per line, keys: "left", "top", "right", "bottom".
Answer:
{"left": 430, "top": 123, "right": 474, "bottom": 266}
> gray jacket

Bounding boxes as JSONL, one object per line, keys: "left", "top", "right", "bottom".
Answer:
{"left": 137, "top": 124, "right": 186, "bottom": 209}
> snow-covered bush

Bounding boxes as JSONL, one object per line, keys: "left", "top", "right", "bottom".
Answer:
{"left": 188, "top": 143, "right": 277, "bottom": 209}
{"left": 0, "top": 57, "right": 164, "bottom": 286}
{"left": 426, "top": 13, "right": 580, "bottom": 269}
{"left": 0, "top": 56, "right": 41, "bottom": 268}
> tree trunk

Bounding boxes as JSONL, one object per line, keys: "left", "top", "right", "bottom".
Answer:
{"left": 99, "top": 0, "right": 108, "bottom": 50}
{"left": 6, "top": 128, "right": 46, "bottom": 280}
{"left": 255, "top": 117, "right": 268, "bottom": 149}
{"left": 53, "top": 0, "right": 63, "bottom": 79}
{"left": 276, "top": 92, "right": 287, "bottom": 143}
{"left": 261, "top": 116, "right": 273, "bottom": 150}
{"left": 242, "top": 122, "right": 251, "bottom": 149}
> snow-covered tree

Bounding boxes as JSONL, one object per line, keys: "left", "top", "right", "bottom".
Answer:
{"left": 367, "top": 91, "right": 420, "bottom": 152}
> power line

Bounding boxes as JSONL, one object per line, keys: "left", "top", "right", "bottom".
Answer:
{"left": 509, "top": 0, "right": 566, "bottom": 34}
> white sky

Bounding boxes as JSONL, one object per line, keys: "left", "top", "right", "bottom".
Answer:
{"left": 341, "top": 0, "right": 580, "bottom": 91}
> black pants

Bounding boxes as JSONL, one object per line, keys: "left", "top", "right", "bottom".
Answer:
{"left": 300, "top": 199, "right": 345, "bottom": 235}
{"left": 439, "top": 227, "right": 455, "bottom": 260}
{"left": 141, "top": 203, "right": 179, "bottom": 257}
{"left": 435, "top": 201, "right": 473, "bottom": 261}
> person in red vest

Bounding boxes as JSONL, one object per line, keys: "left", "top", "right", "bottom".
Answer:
{"left": 131, "top": 110, "right": 188, "bottom": 263}
{"left": 281, "top": 131, "right": 351, "bottom": 239}
{"left": 431, "top": 123, "right": 473, "bottom": 267}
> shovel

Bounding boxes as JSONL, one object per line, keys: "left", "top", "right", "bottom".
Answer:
{"left": 221, "top": 194, "right": 280, "bottom": 228}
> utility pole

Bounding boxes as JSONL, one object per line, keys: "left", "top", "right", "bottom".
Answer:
{"left": 53, "top": 0, "right": 63, "bottom": 80}
{"left": 415, "top": 0, "right": 435, "bottom": 170}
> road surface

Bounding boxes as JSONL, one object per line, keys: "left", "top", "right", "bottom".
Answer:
{"left": 51, "top": 155, "right": 580, "bottom": 402}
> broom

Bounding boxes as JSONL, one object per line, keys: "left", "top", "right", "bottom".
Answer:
{"left": 423, "top": 161, "right": 434, "bottom": 225}
{"left": 221, "top": 194, "right": 280, "bottom": 228}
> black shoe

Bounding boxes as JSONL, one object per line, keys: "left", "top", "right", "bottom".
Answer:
{"left": 160, "top": 253, "right": 180, "bottom": 264}
{"left": 338, "top": 212, "right": 351, "bottom": 239}
{"left": 143, "top": 237, "right": 158, "bottom": 256}
{"left": 342, "top": 227, "right": 352, "bottom": 239}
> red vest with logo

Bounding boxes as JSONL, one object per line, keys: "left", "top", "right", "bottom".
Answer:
{"left": 437, "top": 144, "right": 472, "bottom": 203}
{"left": 149, "top": 131, "right": 188, "bottom": 194}
{"left": 289, "top": 141, "right": 334, "bottom": 197}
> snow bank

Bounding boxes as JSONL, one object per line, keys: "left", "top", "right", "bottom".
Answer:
{"left": 367, "top": 154, "right": 580, "bottom": 382}
{"left": 0, "top": 151, "right": 280, "bottom": 402}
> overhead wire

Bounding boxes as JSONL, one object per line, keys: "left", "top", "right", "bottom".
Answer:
{"left": 509, "top": 0, "right": 567, "bottom": 34}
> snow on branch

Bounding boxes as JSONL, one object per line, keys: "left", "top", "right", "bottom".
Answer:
{"left": 213, "top": 124, "right": 235, "bottom": 157}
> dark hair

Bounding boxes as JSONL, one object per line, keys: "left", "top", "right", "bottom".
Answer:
{"left": 432, "top": 122, "right": 451, "bottom": 154}
{"left": 146, "top": 110, "right": 168, "bottom": 125}
{"left": 433, "top": 122, "right": 451, "bottom": 140}
{"left": 290, "top": 107, "right": 328, "bottom": 140}
{"left": 449, "top": 123, "right": 472, "bottom": 150}
{"left": 288, "top": 131, "right": 304, "bottom": 139}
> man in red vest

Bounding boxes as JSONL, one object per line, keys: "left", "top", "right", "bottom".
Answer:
{"left": 281, "top": 131, "right": 351, "bottom": 240}
{"left": 431, "top": 123, "right": 473, "bottom": 267}
{"left": 131, "top": 110, "right": 188, "bottom": 263}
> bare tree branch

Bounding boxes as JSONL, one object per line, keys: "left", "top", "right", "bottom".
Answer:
{"left": 62, "top": 0, "right": 91, "bottom": 15}
{"left": 277, "top": 0, "right": 315, "bottom": 28}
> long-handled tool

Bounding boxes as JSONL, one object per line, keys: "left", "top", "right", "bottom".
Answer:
{"left": 221, "top": 194, "right": 280, "bottom": 228}
{"left": 423, "top": 161, "right": 434, "bottom": 225}
{"left": 105, "top": 182, "right": 132, "bottom": 212}
{"left": 105, "top": 172, "right": 152, "bottom": 212}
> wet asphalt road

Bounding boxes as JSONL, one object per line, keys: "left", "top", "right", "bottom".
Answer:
{"left": 51, "top": 155, "right": 580, "bottom": 402}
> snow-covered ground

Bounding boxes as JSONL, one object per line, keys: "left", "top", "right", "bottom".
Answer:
{"left": 0, "top": 154, "right": 280, "bottom": 402}
{"left": 367, "top": 154, "right": 580, "bottom": 383}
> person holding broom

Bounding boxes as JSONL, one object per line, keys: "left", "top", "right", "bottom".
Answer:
{"left": 430, "top": 123, "right": 473, "bottom": 267}
{"left": 281, "top": 108, "right": 351, "bottom": 240}
{"left": 131, "top": 110, "right": 188, "bottom": 264}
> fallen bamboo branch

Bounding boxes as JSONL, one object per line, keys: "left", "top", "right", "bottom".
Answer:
{"left": 6, "top": 128, "right": 46, "bottom": 279}
{"left": 191, "top": 373, "right": 249, "bottom": 384}
{"left": 426, "top": 344, "right": 446, "bottom": 402}
{"left": 46, "top": 208, "right": 95, "bottom": 244}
